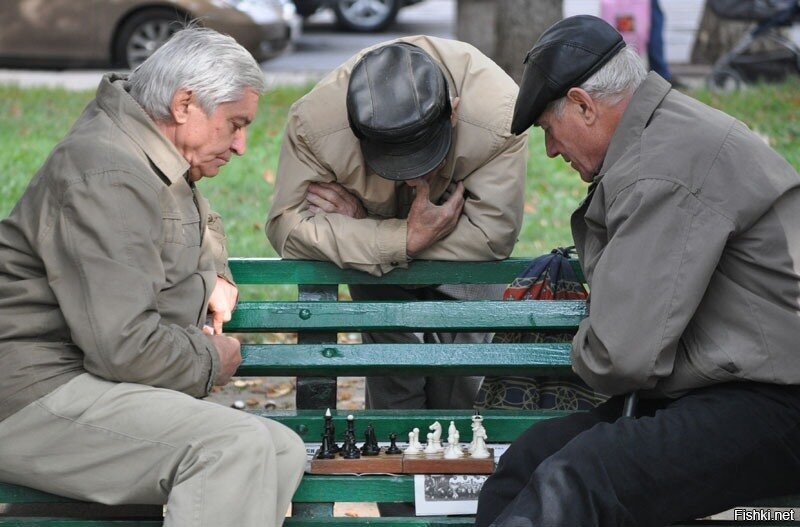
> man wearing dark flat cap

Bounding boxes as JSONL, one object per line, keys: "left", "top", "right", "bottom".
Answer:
{"left": 267, "top": 38, "right": 527, "bottom": 413}
{"left": 476, "top": 14, "right": 800, "bottom": 527}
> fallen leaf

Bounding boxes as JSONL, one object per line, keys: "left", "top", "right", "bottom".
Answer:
{"left": 267, "top": 382, "right": 294, "bottom": 397}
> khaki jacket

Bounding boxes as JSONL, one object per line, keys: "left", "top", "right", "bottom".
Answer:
{"left": 571, "top": 73, "right": 800, "bottom": 397}
{"left": 266, "top": 35, "right": 527, "bottom": 276}
{"left": 0, "top": 75, "right": 230, "bottom": 421}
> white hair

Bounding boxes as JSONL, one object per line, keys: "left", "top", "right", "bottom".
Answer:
{"left": 128, "top": 27, "right": 267, "bottom": 123}
{"left": 548, "top": 46, "right": 648, "bottom": 117}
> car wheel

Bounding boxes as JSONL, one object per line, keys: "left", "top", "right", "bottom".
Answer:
{"left": 114, "top": 8, "right": 186, "bottom": 69}
{"left": 333, "top": 0, "right": 401, "bottom": 32}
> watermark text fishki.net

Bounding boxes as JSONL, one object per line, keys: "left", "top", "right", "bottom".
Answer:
{"left": 733, "top": 508, "right": 796, "bottom": 521}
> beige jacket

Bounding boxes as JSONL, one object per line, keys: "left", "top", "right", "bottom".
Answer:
{"left": 266, "top": 35, "right": 527, "bottom": 276}
{"left": 0, "top": 75, "right": 230, "bottom": 421}
{"left": 571, "top": 74, "right": 800, "bottom": 397}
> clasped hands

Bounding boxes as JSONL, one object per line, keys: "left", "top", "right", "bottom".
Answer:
{"left": 204, "top": 276, "right": 241, "bottom": 386}
{"left": 306, "top": 178, "right": 465, "bottom": 258}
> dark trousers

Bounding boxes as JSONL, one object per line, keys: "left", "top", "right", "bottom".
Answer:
{"left": 476, "top": 382, "right": 800, "bottom": 527}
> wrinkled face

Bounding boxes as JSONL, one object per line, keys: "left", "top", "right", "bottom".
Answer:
{"left": 176, "top": 89, "right": 259, "bottom": 182}
{"left": 537, "top": 101, "right": 609, "bottom": 183}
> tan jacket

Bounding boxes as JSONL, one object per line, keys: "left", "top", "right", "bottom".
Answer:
{"left": 266, "top": 35, "right": 527, "bottom": 276}
{"left": 571, "top": 74, "right": 800, "bottom": 397}
{"left": 0, "top": 75, "right": 230, "bottom": 421}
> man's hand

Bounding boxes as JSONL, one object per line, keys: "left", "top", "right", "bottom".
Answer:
{"left": 405, "top": 179, "right": 465, "bottom": 257}
{"left": 208, "top": 334, "right": 241, "bottom": 386}
{"left": 207, "top": 276, "right": 238, "bottom": 335}
{"left": 306, "top": 181, "right": 367, "bottom": 219}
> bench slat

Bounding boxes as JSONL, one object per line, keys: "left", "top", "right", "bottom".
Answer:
{"left": 0, "top": 521, "right": 162, "bottom": 526}
{"left": 228, "top": 300, "right": 587, "bottom": 333}
{"left": 229, "top": 258, "right": 585, "bottom": 285}
{"left": 238, "top": 343, "right": 572, "bottom": 377}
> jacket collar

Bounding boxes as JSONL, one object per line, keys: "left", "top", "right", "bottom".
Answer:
{"left": 96, "top": 73, "right": 190, "bottom": 185}
{"left": 596, "top": 72, "right": 671, "bottom": 181}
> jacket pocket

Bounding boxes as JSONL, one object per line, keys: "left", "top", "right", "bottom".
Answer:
{"left": 161, "top": 212, "right": 200, "bottom": 247}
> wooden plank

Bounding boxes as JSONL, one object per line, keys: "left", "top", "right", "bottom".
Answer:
{"left": 227, "top": 300, "right": 587, "bottom": 333}
{"left": 229, "top": 257, "right": 585, "bottom": 285}
{"left": 237, "top": 342, "right": 573, "bottom": 377}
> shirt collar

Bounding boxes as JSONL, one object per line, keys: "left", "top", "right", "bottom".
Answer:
{"left": 96, "top": 73, "right": 190, "bottom": 185}
{"left": 595, "top": 72, "right": 671, "bottom": 181}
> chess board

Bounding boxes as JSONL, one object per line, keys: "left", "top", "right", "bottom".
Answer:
{"left": 310, "top": 448, "right": 494, "bottom": 474}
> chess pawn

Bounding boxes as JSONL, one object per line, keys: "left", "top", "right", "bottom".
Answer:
{"left": 405, "top": 430, "right": 421, "bottom": 455}
{"left": 424, "top": 431, "right": 438, "bottom": 454}
{"left": 386, "top": 432, "right": 402, "bottom": 455}
{"left": 411, "top": 427, "right": 422, "bottom": 450}
{"left": 360, "top": 423, "right": 380, "bottom": 456}
{"left": 443, "top": 429, "right": 463, "bottom": 459}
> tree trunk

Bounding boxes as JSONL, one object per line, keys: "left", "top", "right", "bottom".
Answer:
{"left": 691, "top": 0, "right": 751, "bottom": 64}
{"left": 456, "top": 0, "right": 562, "bottom": 83}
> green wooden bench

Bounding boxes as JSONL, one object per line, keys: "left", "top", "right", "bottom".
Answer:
{"left": 0, "top": 258, "right": 797, "bottom": 527}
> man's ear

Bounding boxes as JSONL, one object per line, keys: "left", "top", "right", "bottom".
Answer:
{"left": 169, "top": 88, "right": 194, "bottom": 124}
{"left": 566, "top": 87, "right": 597, "bottom": 125}
{"left": 450, "top": 97, "right": 461, "bottom": 128}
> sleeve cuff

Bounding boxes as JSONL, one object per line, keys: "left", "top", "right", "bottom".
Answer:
{"left": 376, "top": 218, "right": 410, "bottom": 274}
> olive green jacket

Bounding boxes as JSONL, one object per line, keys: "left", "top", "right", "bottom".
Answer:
{"left": 266, "top": 35, "right": 528, "bottom": 276}
{"left": 0, "top": 75, "right": 230, "bottom": 421}
{"left": 572, "top": 73, "right": 800, "bottom": 397}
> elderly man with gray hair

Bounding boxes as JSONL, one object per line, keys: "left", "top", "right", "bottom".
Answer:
{"left": 0, "top": 28, "right": 305, "bottom": 526}
{"left": 477, "top": 15, "right": 800, "bottom": 527}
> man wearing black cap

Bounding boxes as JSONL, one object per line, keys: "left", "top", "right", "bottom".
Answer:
{"left": 476, "top": 14, "right": 800, "bottom": 527}
{"left": 267, "top": 37, "right": 527, "bottom": 413}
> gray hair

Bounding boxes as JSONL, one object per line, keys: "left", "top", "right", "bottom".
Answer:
{"left": 548, "top": 46, "right": 647, "bottom": 117}
{"left": 128, "top": 27, "right": 267, "bottom": 123}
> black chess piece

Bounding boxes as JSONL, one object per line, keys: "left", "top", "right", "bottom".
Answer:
{"left": 386, "top": 432, "right": 402, "bottom": 455}
{"left": 361, "top": 423, "right": 380, "bottom": 456}
{"left": 317, "top": 432, "right": 335, "bottom": 459}
{"left": 323, "top": 409, "right": 340, "bottom": 453}
{"left": 342, "top": 430, "right": 361, "bottom": 459}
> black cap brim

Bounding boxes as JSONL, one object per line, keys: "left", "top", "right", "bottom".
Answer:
{"left": 362, "top": 115, "right": 452, "bottom": 181}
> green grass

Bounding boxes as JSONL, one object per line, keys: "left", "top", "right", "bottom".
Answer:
{"left": 2, "top": 77, "right": 800, "bottom": 264}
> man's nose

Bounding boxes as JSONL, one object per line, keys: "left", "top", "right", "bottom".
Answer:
{"left": 231, "top": 128, "right": 247, "bottom": 156}
{"left": 544, "top": 136, "right": 558, "bottom": 158}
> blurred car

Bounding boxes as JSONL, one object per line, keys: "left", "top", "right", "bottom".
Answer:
{"left": 293, "top": 0, "right": 424, "bottom": 32}
{"left": 0, "top": 0, "right": 300, "bottom": 69}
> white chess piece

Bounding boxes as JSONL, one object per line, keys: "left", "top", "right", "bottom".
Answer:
{"left": 444, "top": 429, "right": 463, "bottom": 459}
{"left": 469, "top": 414, "right": 483, "bottom": 453}
{"left": 429, "top": 421, "right": 443, "bottom": 452}
{"left": 412, "top": 427, "right": 422, "bottom": 449}
{"left": 471, "top": 424, "right": 490, "bottom": 459}
{"left": 424, "top": 431, "right": 438, "bottom": 454}
{"left": 405, "top": 430, "right": 421, "bottom": 455}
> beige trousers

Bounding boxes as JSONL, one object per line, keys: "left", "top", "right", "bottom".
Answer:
{"left": 0, "top": 373, "right": 306, "bottom": 527}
